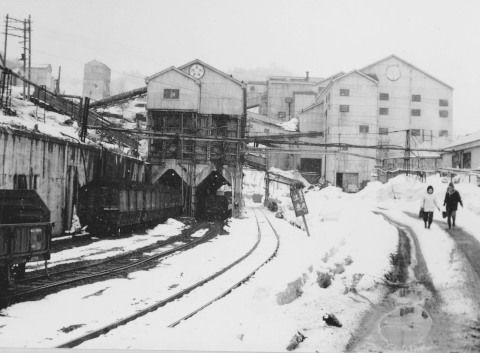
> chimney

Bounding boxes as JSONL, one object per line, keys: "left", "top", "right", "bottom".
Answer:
{"left": 305, "top": 71, "right": 309, "bottom": 81}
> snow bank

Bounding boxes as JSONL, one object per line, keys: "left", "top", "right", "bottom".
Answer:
{"left": 278, "top": 117, "right": 298, "bottom": 132}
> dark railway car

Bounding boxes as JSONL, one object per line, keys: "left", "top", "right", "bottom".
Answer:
{"left": 202, "top": 194, "right": 231, "bottom": 221}
{"left": 0, "top": 190, "right": 52, "bottom": 285}
{"left": 78, "top": 183, "right": 182, "bottom": 236}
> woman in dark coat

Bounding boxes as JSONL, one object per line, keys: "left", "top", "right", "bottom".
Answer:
{"left": 444, "top": 182, "right": 463, "bottom": 229}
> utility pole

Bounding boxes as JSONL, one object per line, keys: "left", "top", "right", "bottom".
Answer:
{"left": 27, "top": 14, "right": 31, "bottom": 97}
{"left": 404, "top": 129, "right": 411, "bottom": 175}
{"left": 3, "top": 15, "right": 8, "bottom": 67}
{"left": 22, "top": 18, "right": 27, "bottom": 98}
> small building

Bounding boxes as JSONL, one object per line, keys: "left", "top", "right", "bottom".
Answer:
{"left": 11, "top": 64, "right": 55, "bottom": 90}
{"left": 82, "top": 60, "right": 111, "bottom": 100}
{"left": 441, "top": 130, "right": 480, "bottom": 170}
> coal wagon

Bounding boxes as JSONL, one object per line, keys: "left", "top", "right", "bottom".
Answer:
{"left": 0, "top": 190, "right": 52, "bottom": 286}
{"left": 77, "top": 182, "right": 183, "bottom": 236}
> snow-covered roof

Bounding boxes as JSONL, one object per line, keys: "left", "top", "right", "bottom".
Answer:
{"left": 443, "top": 130, "right": 480, "bottom": 150}
{"left": 360, "top": 54, "right": 453, "bottom": 90}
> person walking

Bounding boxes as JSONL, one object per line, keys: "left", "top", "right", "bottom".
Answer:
{"left": 444, "top": 182, "right": 463, "bottom": 229}
{"left": 421, "top": 185, "right": 441, "bottom": 229}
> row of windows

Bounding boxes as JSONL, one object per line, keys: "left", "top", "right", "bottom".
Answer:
{"left": 355, "top": 126, "right": 449, "bottom": 137}
{"left": 339, "top": 88, "right": 449, "bottom": 106}
{"left": 339, "top": 104, "right": 449, "bottom": 117}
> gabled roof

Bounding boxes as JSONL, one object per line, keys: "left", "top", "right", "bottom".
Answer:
{"left": 314, "top": 72, "right": 345, "bottom": 87}
{"left": 360, "top": 54, "right": 453, "bottom": 90}
{"left": 145, "top": 66, "right": 200, "bottom": 84}
{"left": 332, "top": 70, "right": 379, "bottom": 84}
{"left": 318, "top": 70, "right": 378, "bottom": 96}
{"left": 178, "top": 59, "right": 245, "bottom": 87}
{"left": 443, "top": 130, "right": 480, "bottom": 150}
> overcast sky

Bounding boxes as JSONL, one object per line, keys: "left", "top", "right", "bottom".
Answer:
{"left": 3, "top": 0, "right": 480, "bottom": 135}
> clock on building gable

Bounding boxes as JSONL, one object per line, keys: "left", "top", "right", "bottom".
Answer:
{"left": 386, "top": 65, "right": 401, "bottom": 81}
{"left": 189, "top": 63, "right": 205, "bottom": 79}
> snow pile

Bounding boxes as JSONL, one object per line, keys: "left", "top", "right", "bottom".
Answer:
{"left": 358, "top": 174, "right": 480, "bottom": 215}
{"left": 0, "top": 86, "right": 133, "bottom": 155}
{"left": 278, "top": 117, "right": 298, "bottom": 132}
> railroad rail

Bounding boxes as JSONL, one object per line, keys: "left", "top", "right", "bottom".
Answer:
{"left": 56, "top": 208, "right": 280, "bottom": 348}
{"left": 1, "top": 221, "right": 221, "bottom": 306}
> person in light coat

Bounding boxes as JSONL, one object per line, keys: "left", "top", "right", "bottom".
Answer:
{"left": 421, "top": 185, "right": 441, "bottom": 229}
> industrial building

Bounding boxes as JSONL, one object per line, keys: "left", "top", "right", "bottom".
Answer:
{"left": 247, "top": 74, "right": 324, "bottom": 121}
{"left": 145, "top": 59, "right": 245, "bottom": 217}
{"left": 82, "top": 60, "right": 111, "bottom": 100}
{"left": 296, "top": 55, "right": 453, "bottom": 190}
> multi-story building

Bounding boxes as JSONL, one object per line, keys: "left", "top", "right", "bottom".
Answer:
{"left": 297, "top": 55, "right": 453, "bottom": 190}
{"left": 82, "top": 60, "right": 111, "bottom": 100}
{"left": 145, "top": 59, "right": 245, "bottom": 216}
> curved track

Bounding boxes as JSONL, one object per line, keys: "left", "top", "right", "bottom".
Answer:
{"left": 56, "top": 209, "right": 280, "bottom": 349}
{"left": 1, "top": 222, "right": 220, "bottom": 305}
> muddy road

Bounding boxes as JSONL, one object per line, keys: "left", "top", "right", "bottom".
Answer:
{"left": 347, "top": 213, "right": 480, "bottom": 353}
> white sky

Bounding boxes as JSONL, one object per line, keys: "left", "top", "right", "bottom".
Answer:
{"left": 2, "top": 0, "right": 480, "bottom": 135}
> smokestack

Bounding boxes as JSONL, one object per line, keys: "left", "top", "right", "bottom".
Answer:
{"left": 306, "top": 71, "right": 309, "bottom": 81}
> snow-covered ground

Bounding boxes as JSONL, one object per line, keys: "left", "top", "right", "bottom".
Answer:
{"left": 2, "top": 169, "right": 480, "bottom": 352}
{"left": 0, "top": 218, "right": 253, "bottom": 348}
{"left": 26, "top": 219, "right": 186, "bottom": 272}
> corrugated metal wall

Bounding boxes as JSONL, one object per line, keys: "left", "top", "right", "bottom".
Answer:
{"left": 0, "top": 128, "right": 147, "bottom": 237}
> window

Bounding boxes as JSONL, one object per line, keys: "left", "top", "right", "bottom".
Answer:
{"left": 379, "top": 93, "right": 389, "bottom": 101}
{"left": 250, "top": 86, "right": 255, "bottom": 92}
{"left": 411, "top": 129, "right": 421, "bottom": 136}
{"left": 411, "top": 109, "right": 421, "bottom": 116}
{"left": 379, "top": 127, "right": 389, "bottom": 135}
{"left": 264, "top": 128, "right": 270, "bottom": 134}
{"left": 359, "top": 125, "right": 369, "bottom": 133}
{"left": 163, "top": 89, "right": 180, "bottom": 99}
{"left": 340, "top": 89, "right": 350, "bottom": 96}
{"left": 379, "top": 107, "right": 389, "bottom": 115}
{"left": 439, "top": 130, "right": 449, "bottom": 137}
{"left": 412, "top": 94, "right": 421, "bottom": 102}
{"left": 13, "top": 174, "right": 28, "bottom": 190}
{"left": 439, "top": 99, "right": 449, "bottom": 107}
{"left": 339, "top": 105, "right": 349, "bottom": 113}
{"left": 278, "top": 112, "right": 286, "bottom": 119}
{"left": 439, "top": 110, "right": 448, "bottom": 118}
{"left": 464, "top": 152, "right": 472, "bottom": 169}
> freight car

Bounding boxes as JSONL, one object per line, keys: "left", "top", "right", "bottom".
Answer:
{"left": 0, "top": 190, "right": 52, "bottom": 286}
{"left": 77, "top": 182, "right": 183, "bottom": 236}
{"left": 202, "top": 194, "right": 231, "bottom": 221}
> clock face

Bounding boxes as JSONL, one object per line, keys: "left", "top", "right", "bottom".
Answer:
{"left": 386, "top": 65, "right": 401, "bottom": 81}
{"left": 189, "top": 64, "right": 205, "bottom": 79}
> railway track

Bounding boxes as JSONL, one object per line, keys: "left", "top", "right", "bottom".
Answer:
{"left": 1, "top": 221, "right": 222, "bottom": 306}
{"left": 56, "top": 209, "right": 280, "bottom": 348}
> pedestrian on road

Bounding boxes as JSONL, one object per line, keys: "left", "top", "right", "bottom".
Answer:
{"left": 444, "top": 182, "right": 463, "bottom": 229}
{"left": 421, "top": 185, "right": 440, "bottom": 229}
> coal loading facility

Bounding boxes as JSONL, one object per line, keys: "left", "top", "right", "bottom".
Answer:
{"left": 145, "top": 59, "right": 246, "bottom": 219}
